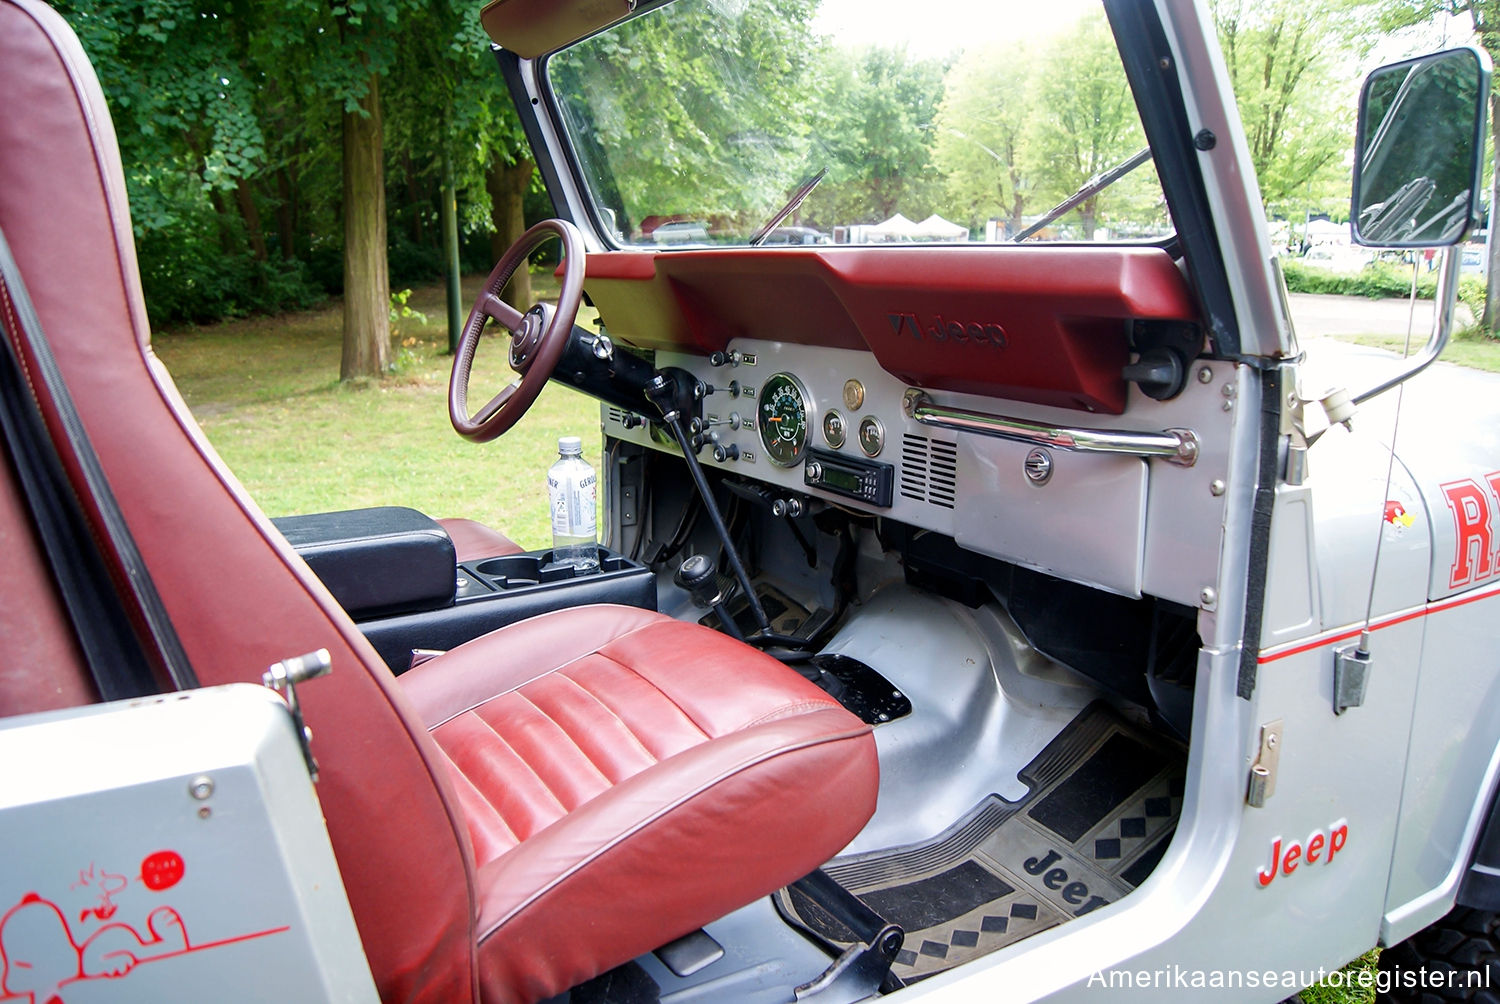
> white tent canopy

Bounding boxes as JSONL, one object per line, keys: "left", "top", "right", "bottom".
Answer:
{"left": 1304, "top": 218, "right": 1351, "bottom": 244}
{"left": 862, "top": 212, "right": 970, "bottom": 242}
{"left": 913, "top": 214, "right": 969, "bottom": 240}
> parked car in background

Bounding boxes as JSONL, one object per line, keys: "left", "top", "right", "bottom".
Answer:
{"left": 1301, "top": 243, "right": 1374, "bottom": 272}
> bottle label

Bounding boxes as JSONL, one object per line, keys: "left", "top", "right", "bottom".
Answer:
{"left": 549, "top": 471, "right": 597, "bottom": 537}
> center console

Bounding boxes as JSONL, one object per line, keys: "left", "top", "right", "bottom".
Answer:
{"left": 274, "top": 507, "right": 656, "bottom": 673}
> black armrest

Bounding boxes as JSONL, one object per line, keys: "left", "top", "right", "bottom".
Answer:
{"left": 273, "top": 506, "right": 456, "bottom": 619}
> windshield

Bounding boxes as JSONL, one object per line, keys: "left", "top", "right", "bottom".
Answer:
{"left": 547, "top": 0, "right": 1172, "bottom": 249}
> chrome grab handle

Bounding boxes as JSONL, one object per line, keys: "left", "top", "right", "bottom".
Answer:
{"left": 901, "top": 389, "right": 1200, "bottom": 467}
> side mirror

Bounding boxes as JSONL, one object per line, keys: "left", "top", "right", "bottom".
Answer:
{"left": 1351, "top": 46, "right": 1490, "bottom": 248}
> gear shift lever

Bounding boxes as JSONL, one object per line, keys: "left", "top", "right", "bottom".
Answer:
{"left": 675, "top": 554, "right": 745, "bottom": 643}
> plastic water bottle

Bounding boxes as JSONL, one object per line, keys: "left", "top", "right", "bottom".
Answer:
{"left": 548, "top": 436, "right": 599, "bottom": 573}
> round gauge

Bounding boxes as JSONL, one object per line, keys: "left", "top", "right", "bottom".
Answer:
{"left": 758, "top": 373, "right": 812, "bottom": 467}
{"left": 823, "top": 410, "right": 847, "bottom": 448}
{"left": 843, "top": 379, "right": 866, "bottom": 411}
{"left": 858, "top": 416, "right": 885, "bottom": 457}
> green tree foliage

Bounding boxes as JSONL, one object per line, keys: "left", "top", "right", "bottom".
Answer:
{"left": 549, "top": 0, "right": 825, "bottom": 239}
{"left": 1211, "top": 0, "right": 1362, "bottom": 218}
{"left": 810, "top": 46, "right": 948, "bottom": 226}
{"left": 57, "top": 0, "right": 323, "bottom": 322}
{"left": 1024, "top": 12, "right": 1161, "bottom": 238}
{"left": 54, "top": 0, "right": 530, "bottom": 359}
{"left": 932, "top": 47, "right": 1035, "bottom": 236}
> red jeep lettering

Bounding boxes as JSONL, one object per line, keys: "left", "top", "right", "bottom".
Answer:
{"left": 1442, "top": 477, "right": 1497, "bottom": 589}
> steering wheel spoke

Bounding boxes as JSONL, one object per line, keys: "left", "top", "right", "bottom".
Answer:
{"left": 448, "top": 219, "right": 586, "bottom": 443}
{"left": 473, "top": 380, "right": 522, "bottom": 427}
{"left": 479, "top": 291, "right": 524, "bottom": 333}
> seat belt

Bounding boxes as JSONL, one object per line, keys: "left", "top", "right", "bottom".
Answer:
{"left": 0, "top": 226, "right": 197, "bottom": 699}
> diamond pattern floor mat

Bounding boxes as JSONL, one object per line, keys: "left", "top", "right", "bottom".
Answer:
{"left": 775, "top": 701, "right": 1186, "bottom": 983}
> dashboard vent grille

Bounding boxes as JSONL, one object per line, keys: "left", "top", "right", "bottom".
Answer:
{"left": 607, "top": 407, "right": 627, "bottom": 426}
{"left": 900, "top": 434, "right": 958, "bottom": 509}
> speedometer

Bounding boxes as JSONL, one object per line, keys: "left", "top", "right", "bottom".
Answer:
{"left": 757, "top": 373, "right": 811, "bottom": 467}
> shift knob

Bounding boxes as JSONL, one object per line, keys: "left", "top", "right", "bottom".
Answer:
{"left": 675, "top": 554, "right": 719, "bottom": 608}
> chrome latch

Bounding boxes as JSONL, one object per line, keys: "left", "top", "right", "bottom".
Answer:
{"left": 1333, "top": 643, "right": 1372, "bottom": 715}
{"left": 263, "top": 649, "right": 332, "bottom": 781}
{"left": 1246, "top": 719, "right": 1283, "bottom": 808}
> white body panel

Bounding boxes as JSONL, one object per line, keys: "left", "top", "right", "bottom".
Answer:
{"left": 0, "top": 684, "right": 376, "bottom": 1003}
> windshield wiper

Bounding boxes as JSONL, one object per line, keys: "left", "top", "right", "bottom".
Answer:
{"left": 1014, "top": 147, "right": 1152, "bottom": 242}
{"left": 749, "top": 167, "right": 828, "bottom": 247}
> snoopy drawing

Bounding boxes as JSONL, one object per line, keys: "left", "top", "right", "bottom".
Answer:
{"left": 0, "top": 891, "right": 189, "bottom": 1004}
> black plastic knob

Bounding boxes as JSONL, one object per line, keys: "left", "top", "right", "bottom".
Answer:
{"left": 674, "top": 554, "right": 719, "bottom": 607}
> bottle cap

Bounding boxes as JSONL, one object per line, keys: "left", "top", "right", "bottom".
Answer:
{"left": 558, "top": 435, "right": 583, "bottom": 454}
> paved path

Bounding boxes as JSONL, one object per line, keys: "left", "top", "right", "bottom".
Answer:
{"left": 1287, "top": 292, "right": 1474, "bottom": 339}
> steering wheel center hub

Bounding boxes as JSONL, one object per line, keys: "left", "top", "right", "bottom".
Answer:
{"left": 510, "top": 304, "right": 551, "bottom": 370}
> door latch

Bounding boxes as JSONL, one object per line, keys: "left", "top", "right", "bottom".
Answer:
{"left": 1246, "top": 719, "right": 1283, "bottom": 808}
{"left": 263, "top": 649, "right": 332, "bottom": 781}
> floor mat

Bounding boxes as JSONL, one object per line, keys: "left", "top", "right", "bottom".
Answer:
{"left": 775, "top": 701, "right": 1185, "bottom": 982}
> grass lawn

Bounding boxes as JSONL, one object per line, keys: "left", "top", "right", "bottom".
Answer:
{"left": 1334, "top": 327, "right": 1500, "bottom": 373}
{"left": 153, "top": 271, "right": 599, "bottom": 551}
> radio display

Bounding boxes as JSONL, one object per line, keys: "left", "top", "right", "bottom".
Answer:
{"left": 823, "top": 467, "right": 861, "bottom": 492}
{"left": 805, "top": 448, "right": 893, "bottom": 508}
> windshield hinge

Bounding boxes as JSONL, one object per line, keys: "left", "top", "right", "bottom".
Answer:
{"left": 1246, "top": 719, "right": 1283, "bottom": 808}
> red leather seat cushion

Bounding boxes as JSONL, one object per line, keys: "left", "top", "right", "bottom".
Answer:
{"left": 401, "top": 605, "right": 878, "bottom": 1003}
{"left": 438, "top": 517, "right": 526, "bottom": 563}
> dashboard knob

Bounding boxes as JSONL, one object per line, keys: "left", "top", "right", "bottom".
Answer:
{"left": 806, "top": 462, "right": 823, "bottom": 480}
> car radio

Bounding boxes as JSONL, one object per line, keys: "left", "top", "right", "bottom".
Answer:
{"left": 802, "top": 448, "right": 893, "bottom": 508}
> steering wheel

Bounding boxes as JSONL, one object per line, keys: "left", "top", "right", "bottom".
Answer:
{"left": 449, "top": 218, "right": 585, "bottom": 443}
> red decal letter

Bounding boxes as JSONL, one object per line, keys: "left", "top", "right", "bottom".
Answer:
{"left": 1305, "top": 831, "right": 1325, "bottom": 864}
{"left": 1257, "top": 838, "right": 1281, "bottom": 887}
{"left": 1443, "top": 479, "right": 1495, "bottom": 588}
{"left": 1328, "top": 822, "right": 1349, "bottom": 864}
{"left": 1282, "top": 842, "right": 1302, "bottom": 876}
{"left": 140, "top": 850, "right": 185, "bottom": 891}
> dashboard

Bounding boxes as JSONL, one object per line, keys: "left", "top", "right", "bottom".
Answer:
{"left": 585, "top": 246, "right": 1231, "bottom": 608}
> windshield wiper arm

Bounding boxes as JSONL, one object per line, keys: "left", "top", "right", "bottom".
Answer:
{"left": 749, "top": 167, "right": 828, "bottom": 247}
{"left": 1014, "top": 147, "right": 1152, "bottom": 242}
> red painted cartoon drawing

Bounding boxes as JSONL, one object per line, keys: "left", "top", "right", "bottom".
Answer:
{"left": 0, "top": 851, "right": 286, "bottom": 1004}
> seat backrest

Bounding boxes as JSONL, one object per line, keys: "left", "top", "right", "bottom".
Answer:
{"left": 0, "top": 4, "right": 478, "bottom": 999}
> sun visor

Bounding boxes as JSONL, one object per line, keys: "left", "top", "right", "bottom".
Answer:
{"left": 480, "top": 0, "right": 638, "bottom": 59}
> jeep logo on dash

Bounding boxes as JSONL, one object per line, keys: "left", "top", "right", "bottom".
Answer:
{"left": 887, "top": 312, "right": 1007, "bottom": 349}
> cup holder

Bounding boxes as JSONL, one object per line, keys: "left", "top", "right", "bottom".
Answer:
{"left": 471, "top": 549, "right": 618, "bottom": 589}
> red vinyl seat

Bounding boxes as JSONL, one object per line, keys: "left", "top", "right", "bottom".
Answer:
{"left": 0, "top": 3, "right": 879, "bottom": 1001}
{"left": 437, "top": 516, "right": 527, "bottom": 563}
{"left": 404, "top": 606, "right": 876, "bottom": 1000}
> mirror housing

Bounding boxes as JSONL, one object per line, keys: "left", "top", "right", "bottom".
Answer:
{"left": 1351, "top": 46, "right": 1490, "bottom": 248}
{"left": 480, "top": 0, "right": 638, "bottom": 59}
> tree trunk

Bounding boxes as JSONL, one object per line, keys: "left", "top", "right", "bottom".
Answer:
{"left": 1484, "top": 89, "right": 1500, "bottom": 336}
{"left": 234, "top": 179, "right": 269, "bottom": 262}
{"left": 487, "top": 154, "right": 535, "bottom": 311}
{"left": 207, "top": 189, "right": 237, "bottom": 255}
{"left": 1080, "top": 196, "right": 1098, "bottom": 241}
{"left": 275, "top": 169, "right": 296, "bottom": 260}
{"left": 341, "top": 74, "right": 390, "bottom": 381}
{"left": 404, "top": 153, "right": 426, "bottom": 246}
{"left": 442, "top": 148, "right": 463, "bottom": 355}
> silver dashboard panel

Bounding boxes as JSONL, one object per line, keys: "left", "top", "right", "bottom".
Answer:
{"left": 601, "top": 338, "right": 1231, "bottom": 602}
